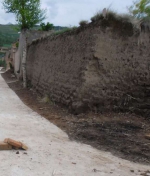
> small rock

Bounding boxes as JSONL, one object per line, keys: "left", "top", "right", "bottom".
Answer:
{"left": 92, "top": 169, "right": 100, "bottom": 173}
{"left": 130, "top": 170, "right": 134, "bottom": 172}
{"left": 16, "top": 151, "right": 19, "bottom": 154}
{"left": 24, "top": 152, "right": 27, "bottom": 155}
{"left": 72, "top": 162, "right": 76, "bottom": 164}
{"left": 93, "top": 169, "right": 97, "bottom": 172}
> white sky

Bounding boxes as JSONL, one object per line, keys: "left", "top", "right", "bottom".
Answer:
{"left": 0, "top": 0, "right": 133, "bottom": 26}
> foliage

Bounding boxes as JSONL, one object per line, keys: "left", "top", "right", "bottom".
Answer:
{"left": 90, "top": 9, "right": 133, "bottom": 24}
{"left": 54, "top": 26, "right": 77, "bottom": 35}
{"left": 91, "top": 11, "right": 104, "bottom": 22}
{"left": 128, "top": 0, "right": 150, "bottom": 19}
{"left": 79, "top": 20, "right": 88, "bottom": 27}
{"left": 54, "top": 28, "right": 71, "bottom": 35}
{"left": 40, "top": 22, "right": 54, "bottom": 31}
{"left": 3, "top": 0, "right": 46, "bottom": 30}
{"left": 90, "top": 10, "right": 132, "bottom": 24}
{"left": 16, "top": 41, "right": 19, "bottom": 48}
{"left": 106, "top": 11, "right": 118, "bottom": 20}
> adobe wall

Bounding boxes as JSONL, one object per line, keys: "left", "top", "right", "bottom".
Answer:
{"left": 81, "top": 31, "right": 150, "bottom": 114}
{"left": 26, "top": 22, "right": 150, "bottom": 115}
{"left": 27, "top": 29, "right": 94, "bottom": 112}
{"left": 14, "top": 30, "right": 52, "bottom": 78}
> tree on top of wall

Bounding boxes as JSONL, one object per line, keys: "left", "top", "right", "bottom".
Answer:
{"left": 128, "top": 0, "right": 150, "bottom": 19}
{"left": 2, "top": 0, "right": 46, "bottom": 30}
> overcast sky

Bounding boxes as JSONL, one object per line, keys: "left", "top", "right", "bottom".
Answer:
{"left": 0, "top": 0, "right": 133, "bottom": 26}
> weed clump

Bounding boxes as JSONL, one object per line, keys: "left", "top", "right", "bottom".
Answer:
{"left": 91, "top": 12, "right": 104, "bottom": 22}
{"left": 39, "top": 94, "right": 55, "bottom": 105}
{"left": 53, "top": 26, "right": 77, "bottom": 35}
{"left": 79, "top": 20, "right": 88, "bottom": 27}
{"left": 91, "top": 10, "right": 132, "bottom": 24}
{"left": 90, "top": 10, "right": 134, "bottom": 36}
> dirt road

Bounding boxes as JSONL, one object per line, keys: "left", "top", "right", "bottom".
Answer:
{"left": 0, "top": 72, "right": 150, "bottom": 176}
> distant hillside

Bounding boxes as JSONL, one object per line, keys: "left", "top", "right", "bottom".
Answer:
{"left": 33, "top": 25, "right": 66, "bottom": 31}
{"left": 0, "top": 24, "right": 19, "bottom": 47}
{"left": 0, "top": 24, "right": 66, "bottom": 47}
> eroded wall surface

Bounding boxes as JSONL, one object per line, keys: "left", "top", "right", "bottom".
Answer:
{"left": 27, "top": 29, "right": 94, "bottom": 112}
{"left": 82, "top": 31, "right": 150, "bottom": 114}
{"left": 26, "top": 24, "right": 150, "bottom": 114}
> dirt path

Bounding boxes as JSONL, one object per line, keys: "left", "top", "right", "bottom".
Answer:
{"left": 0, "top": 71, "right": 150, "bottom": 175}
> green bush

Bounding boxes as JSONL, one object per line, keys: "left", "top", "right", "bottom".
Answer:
{"left": 16, "top": 42, "right": 19, "bottom": 48}
{"left": 40, "top": 22, "right": 54, "bottom": 31}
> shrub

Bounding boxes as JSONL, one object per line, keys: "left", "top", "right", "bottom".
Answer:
{"left": 90, "top": 10, "right": 131, "bottom": 23}
{"left": 54, "top": 26, "right": 77, "bottom": 35}
{"left": 16, "top": 42, "right": 19, "bottom": 48}
{"left": 107, "top": 10, "right": 117, "bottom": 21}
{"left": 40, "top": 22, "right": 54, "bottom": 31}
{"left": 91, "top": 11, "right": 104, "bottom": 22}
{"left": 79, "top": 20, "right": 88, "bottom": 27}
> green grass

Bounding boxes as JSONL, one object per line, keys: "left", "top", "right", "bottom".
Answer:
{"left": 54, "top": 28, "right": 71, "bottom": 35}
{"left": 53, "top": 27, "right": 77, "bottom": 35}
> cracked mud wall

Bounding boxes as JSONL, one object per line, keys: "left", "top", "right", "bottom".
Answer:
{"left": 81, "top": 31, "right": 150, "bottom": 114}
{"left": 26, "top": 29, "right": 94, "bottom": 113}
{"left": 26, "top": 23, "right": 150, "bottom": 114}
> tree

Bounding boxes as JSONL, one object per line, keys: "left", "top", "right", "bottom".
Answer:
{"left": 128, "top": 0, "right": 150, "bottom": 19}
{"left": 3, "top": 0, "right": 46, "bottom": 30}
{"left": 40, "top": 22, "right": 54, "bottom": 31}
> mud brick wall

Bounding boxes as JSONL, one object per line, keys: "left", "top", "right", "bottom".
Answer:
{"left": 26, "top": 23, "right": 150, "bottom": 115}
{"left": 81, "top": 32, "right": 150, "bottom": 113}
{"left": 26, "top": 29, "right": 95, "bottom": 113}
